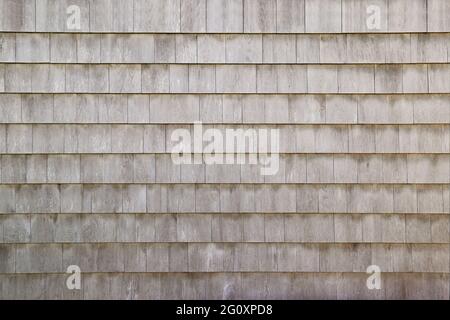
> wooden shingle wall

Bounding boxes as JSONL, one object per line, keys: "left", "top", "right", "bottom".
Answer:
{"left": 0, "top": 0, "right": 449, "bottom": 299}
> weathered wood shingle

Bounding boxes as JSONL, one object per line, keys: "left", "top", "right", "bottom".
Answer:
{"left": 1, "top": 0, "right": 449, "bottom": 300}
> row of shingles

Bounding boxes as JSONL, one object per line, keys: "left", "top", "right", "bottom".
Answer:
{"left": 0, "top": 40, "right": 446, "bottom": 298}
{"left": 1, "top": 272, "right": 448, "bottom": 300}
{"left": 1, "top": 213, "right": 449, "bottom": 243}
{"left": 1, "top": 154, "right": 450, "bottom": 184}
{"left": 0, "top": 105, "right": 442, "bottom": 280}
{"left": 0, "top": 242, "right": 449, "bottom": 273}
{"left": 0, "top": 184, "right": 448, "bottom": 214}
{"left": 0, "top": 0, "right": 448, "bottom": 300}
{"left": 1, "top": 124, "right": 448, "bottom": 154}
{"left": 2, "top": 33, "right": 450, "bottom": 64}
{"left": 2, "top": 94, "right": 450, "bottom": 125}
{"left": 3, "top": 63, "right": 450, "bottom": 93}
{"left": 1, "top": 0, "right": 450, "bottom": 33}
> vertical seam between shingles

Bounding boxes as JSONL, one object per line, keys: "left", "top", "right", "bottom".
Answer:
{"left": 107, "top": 64, "right": 110, "bottom": 93}
{"left": 88, "top": 0, "right": 92, "bottom": 32}
{"left": 214, "top": 65, "right": 217, "bottom": 93}
{"left": 401, "top": 65, "right": 405, "bottom": 94}
{"left": 332, "top": 213, "right": 336, "bottom": 243}
{"left": 415, "top": 185, "right": 419, "bottom": 215}
{"left": 195, "top": 34, "right": 198, "bottom": 63}
{"left": 14, "top": 244, "right": 17, "bottom": 273}
{"left": 31, "top": 122, "right": 34, "bottom": 154}
{"left": 295, "top": 34, "right": 298, "bottom": 64}
{"left": 209, "top": 213, "right": 213, "bottom": 243}
{"left": 386, "top": 0, "right": 390, "bottom": 32}
{"left": 75, "top": 34, "right": 79, "bottom": 63}
{"left": 46, "top": 154, "right": 49, "bottom": 184}
{"left": 402, "top": 213, "right": 406, "bottom": 244}
{"left": 51, "top": 91, "right": 55, "bottom": 125}
{"left": 48, "top": 34, "right": 51, "bottom": 62}
{"left": 205, "top": 0, "right": 208, "bottom": 32}
{"left": 303, "top": 0, "right": 306, "bottom": 32}
{"left": 406, "top": 154, "right": 409, "bottom": 184}
{"left": 132, "top": 0, "right": 135, "bottom": 32}
{"left": 60, "top": 243, "right": 64, "bottom": 275}
{"left": 275, "top": 0, "right": 278, "bottom": 33}
{"left": 174, "top": 33, "right": 177, "bottom": 65}
{"left": 28, "top": 213, "right": 31, "bottom": 244}
{"left": 242, "top": 0, "right": 245, "bottom": 32}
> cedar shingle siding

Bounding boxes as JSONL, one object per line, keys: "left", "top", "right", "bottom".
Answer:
{"left": 1, "top": 0, "right": 450, "bottom": 299}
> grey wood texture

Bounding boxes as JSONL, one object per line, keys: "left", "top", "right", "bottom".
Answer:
{"left": 1, "top": 0, "right": 450, "bottom": 299}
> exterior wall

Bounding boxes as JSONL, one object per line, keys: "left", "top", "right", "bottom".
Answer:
{"left": 0, "top": 0, "right": 449, "bottom": 299}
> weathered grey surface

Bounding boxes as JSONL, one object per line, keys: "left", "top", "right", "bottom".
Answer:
{"left": 1, "top": 0, "right": 450, "bottom": 300}
{"left": 2, "top": 63, "right": 450, "bottom": 93}
{"left": 2, "top": 0, "right": 450, "bottom": 33}
{"left": 1, "top": 124, "right": 449, "bottom": 153}
{"left": 0, "top": 154, "right": 449, "bottom": 184}
{"left": 4, "top": 33, "right": 450, "bottom": 64}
